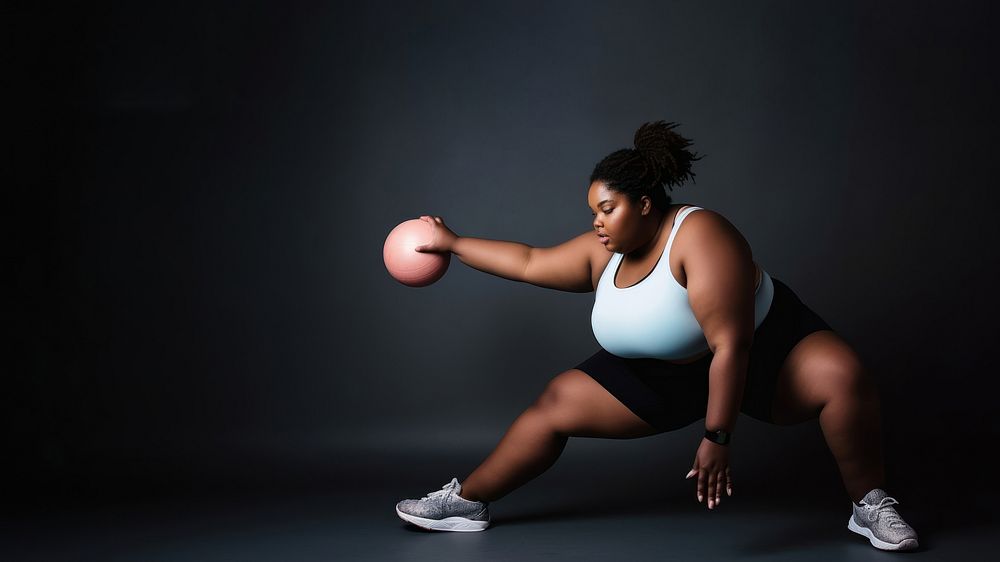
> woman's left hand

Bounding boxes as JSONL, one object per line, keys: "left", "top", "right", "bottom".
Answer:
{"left": 685, "top": 438, "right": 733, "bottom": 510}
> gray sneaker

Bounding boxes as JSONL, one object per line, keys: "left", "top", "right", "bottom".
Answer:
{"left": 396, "top": 478, "right": 491, "bottom": 532}
{"left": 847, "top": 488, "right": 919, "bottom": 551}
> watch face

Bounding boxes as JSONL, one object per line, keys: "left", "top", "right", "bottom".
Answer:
{"left": 706, "top": 429, "right": 730, "bottom": 443}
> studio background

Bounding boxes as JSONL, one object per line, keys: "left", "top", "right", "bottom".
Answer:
{"left": 8, "top": 0, "right": 999, "bottom": 547}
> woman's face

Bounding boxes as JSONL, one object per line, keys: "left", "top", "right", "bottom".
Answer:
{"left": 588, "top": 181, "right": 650, "bottom": 253}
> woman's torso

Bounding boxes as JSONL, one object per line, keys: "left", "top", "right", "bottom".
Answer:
{"left": 590, "top": 204, "right": 769, "bottom": 364}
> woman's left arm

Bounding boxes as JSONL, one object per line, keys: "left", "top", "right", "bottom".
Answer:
{"left": 679, "top": 210, "right": 758, "bottom": 511}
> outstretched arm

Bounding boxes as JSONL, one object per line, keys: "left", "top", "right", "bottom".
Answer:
{"left": 415, "top": 215, "right": 532, "bottom": 282}
{"left": 416, "top": 215, "right": 597, "bottom": 292}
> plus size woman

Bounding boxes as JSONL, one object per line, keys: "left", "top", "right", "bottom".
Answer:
{"left": 394, "top": 121, "right": 919, "bottom": 551}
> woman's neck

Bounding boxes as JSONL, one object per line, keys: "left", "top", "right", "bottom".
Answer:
{"left": 626, "top": 206, "right": 671, "bottom": 260}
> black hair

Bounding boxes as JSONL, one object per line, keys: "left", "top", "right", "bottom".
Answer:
{"left": 589, "top": 120, "right": 703, "bottom": 212}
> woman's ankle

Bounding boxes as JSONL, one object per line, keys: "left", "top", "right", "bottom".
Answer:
{"left": 458, "top": 481, "right": 488, "bottom": 503}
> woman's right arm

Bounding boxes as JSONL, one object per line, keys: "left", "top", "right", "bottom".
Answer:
{"left": 414, "top": 215, "right": 596, "bottom": 293}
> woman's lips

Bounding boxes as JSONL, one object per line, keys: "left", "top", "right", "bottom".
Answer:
{"left": 598, "top": 235, "right": 609, "bottom": 244}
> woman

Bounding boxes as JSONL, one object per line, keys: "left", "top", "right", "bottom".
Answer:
{"left": 394, "top": 121, "right": 919, "bottom": 551}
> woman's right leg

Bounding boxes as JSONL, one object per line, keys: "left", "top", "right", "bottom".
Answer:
{"left": 458, "top": 369, "right": 662, "bottom": 503}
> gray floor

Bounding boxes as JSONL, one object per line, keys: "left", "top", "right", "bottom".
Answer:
{"left": 4, "top": 437, "right": 994, "bottom": 561}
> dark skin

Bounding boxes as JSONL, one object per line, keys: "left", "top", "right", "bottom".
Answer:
{"left": 416, "top": 181, "right": 755, "bottom": 509}
{"left": 588, "top": 181, "right": 754, "bottom": 509}
{"left": 414, "top": 182, "right": 886, "bottom": 511}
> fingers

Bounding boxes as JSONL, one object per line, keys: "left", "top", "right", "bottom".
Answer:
{"left": 691, "top": 469, "right": 732, "bottom": 510}
{"left": 704, "top": 470, "right": 731, "bottom": 509}
{"left": 697, "top": 470, "right": 705, "bottom": 505}
{"left": 707, "top": 472, "right": 716, "bottom": 509}
{"left": 715, "top": 470, "right": 724, "bottom": 507}
{"left": 416, "top": 215, "right": 442, "bottom": 252}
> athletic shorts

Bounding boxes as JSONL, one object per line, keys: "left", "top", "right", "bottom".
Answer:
{"left": 573, "top": 277, "right": 833, "bottom": 431}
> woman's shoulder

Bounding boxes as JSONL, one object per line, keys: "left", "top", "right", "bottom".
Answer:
{"left": 675, "top": 203, "right": 733, "bottom": 228}
{"left": 673, "top": 204, "right": 751, "bottom": 249}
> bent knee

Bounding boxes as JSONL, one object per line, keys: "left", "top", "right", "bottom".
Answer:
{"left": 825, "top": 360, "right": 879, "bottom": 403}
{"left": 534, "top": 369, "right": 592, "bottom": 412}
{"left": 532, "top": 369, "right": 601, "bottom": 434}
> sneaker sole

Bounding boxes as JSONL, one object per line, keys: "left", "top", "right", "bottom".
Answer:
{"left": 847, "top": 516, "right": 918, "bottom": 551}
{"left": 396, "top": 508, "right": 490, "bottom": 532}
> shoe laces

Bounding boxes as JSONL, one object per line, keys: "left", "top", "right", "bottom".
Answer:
{"left": 865, "top": 496, "right": 908, "bottom": 528}
{"left": 420, "top": 480, "right": 458, "bottom": 501}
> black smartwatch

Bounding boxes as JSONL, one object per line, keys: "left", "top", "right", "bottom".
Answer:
{"left": 704, "top": 428, "right": 732, "bottom": 445}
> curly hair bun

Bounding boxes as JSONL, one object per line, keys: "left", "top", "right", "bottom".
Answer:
{"left": 633, "top": 120, "right": 702, "bottom": 190}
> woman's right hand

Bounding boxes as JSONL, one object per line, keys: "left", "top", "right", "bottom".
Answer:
{"left": 414, "top": 215, "right": 459, "bottom": 254}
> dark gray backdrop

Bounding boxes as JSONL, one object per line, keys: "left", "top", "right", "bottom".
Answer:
{"left": 8, "top": 0, "right": 999, "bottom": 514}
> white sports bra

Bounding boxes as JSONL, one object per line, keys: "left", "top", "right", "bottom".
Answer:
{"left": 590, "top": 206, "right": 775, "bottom": 361}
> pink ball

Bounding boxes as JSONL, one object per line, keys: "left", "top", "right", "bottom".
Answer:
{"left": 383, "top": 218, "right": 451, "bottom": 287}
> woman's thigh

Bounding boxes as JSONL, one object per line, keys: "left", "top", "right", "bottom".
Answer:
{"left": 535, "top": 369, "right": 663, "bottom": 439}
{"left": 769, "top": 329, "right": 869, "bottom": 425}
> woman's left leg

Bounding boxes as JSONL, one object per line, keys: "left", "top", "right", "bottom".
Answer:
{"left": 768, "top": 330, "right": 886, "bottom": 503}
